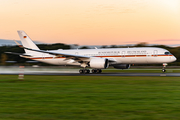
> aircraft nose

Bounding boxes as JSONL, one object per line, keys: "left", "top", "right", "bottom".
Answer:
{"left": 172, "top": 56, "right": 177, "bottom": 62}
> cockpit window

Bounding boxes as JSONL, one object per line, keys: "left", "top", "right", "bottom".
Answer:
{"left": 165, "top": 52, "right": 171, "bottom": 55}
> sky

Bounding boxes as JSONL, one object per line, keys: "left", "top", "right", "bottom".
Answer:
{"left": 0, "top": 0, "right": 180, "bottom": 45}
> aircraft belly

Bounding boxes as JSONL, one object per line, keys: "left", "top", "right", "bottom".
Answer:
{"left": 116, "top": 56, "right": 172, "bottom": 64}
{"left": 146, "top": 56, "right": 172, "bottom": 64}
{"left": 117, "top": 57, "right": 148, "bottom": 64}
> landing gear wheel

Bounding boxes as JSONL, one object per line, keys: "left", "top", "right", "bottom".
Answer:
{"left": 84, "top": 69, "right": 90, "bottom": 74}
{"left": 97, "top": 69, "right": 102, "bottom": 73}
{"left": 79, "top": 69, "right": 84, "bottom": 74}
{"left": 92, "top": 69, "right": 97, "bottom": 73}
{"left": 162, "top": 69, "right": 166, "bottom": 73}
{"left": 92, "top": 69, "right": 102, "bottom": 73}
{"left": 79, "top": 69, "right": 90, "bottom": 74}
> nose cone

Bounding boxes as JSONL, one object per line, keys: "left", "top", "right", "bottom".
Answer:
{"left": 172, "top": 56, "right": 177, "bottom": 62}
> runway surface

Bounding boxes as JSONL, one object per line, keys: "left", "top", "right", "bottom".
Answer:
{"left": 0, "top": 66, "right": 180, "bottom": 76}
{"left": 1, "top": 71, "right": 180, "bottom": 76}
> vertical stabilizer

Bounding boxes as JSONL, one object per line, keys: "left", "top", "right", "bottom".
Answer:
{"left": 17, "top": 30, "right": 40, "bottom": 54}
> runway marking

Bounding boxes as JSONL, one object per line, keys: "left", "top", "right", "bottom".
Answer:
{"left": 160, "top": 74, "right": 167, "bottom": 76}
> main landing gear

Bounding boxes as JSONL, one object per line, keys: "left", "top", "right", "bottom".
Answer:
{"left": 162, "top": 63, "right": 167, "bottom": 73}
{"left": 79, "top": 69, "right": 102, "bottom": 74}
{"left": 79, "top": 69, "right": 90, "bottom": 74}
{"left": 92, "top": 69, "right": 102, "bottom": 74}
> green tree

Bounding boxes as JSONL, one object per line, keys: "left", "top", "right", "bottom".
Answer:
{"left": 134, "top": 42, "right": 148, "bottom": 47}
{"left": 79, "top": 46, "right": 89, "bottom": 49}
{"left": 1, "top": 54, "right": 8, "bottom": 65}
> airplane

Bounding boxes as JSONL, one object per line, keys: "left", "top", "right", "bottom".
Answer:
{"left": 6, "top": 30, "right": 177, "bottom": 74}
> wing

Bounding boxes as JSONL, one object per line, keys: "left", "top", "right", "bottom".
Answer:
{"left": 23, "top": 47, "right": 116, "bottom": 62}
{"left": 26, "top": 47, "right": 90, "bottom": 60}
{"left": 14, "top": 40, "right": 116, "bottom": 62}
{"left": 14, "top": 40, "right": 90, "bottom": 61}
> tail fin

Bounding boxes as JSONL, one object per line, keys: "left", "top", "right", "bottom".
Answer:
{"left": 17, "top": 30, "right": 40, "bottom": 54}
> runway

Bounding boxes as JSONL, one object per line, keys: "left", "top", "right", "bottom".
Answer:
{"left": 1, "top": 71, "right": 180, "bottom": 76}
{"left": 0, "top": 66, "right": 180, "bottom": 76}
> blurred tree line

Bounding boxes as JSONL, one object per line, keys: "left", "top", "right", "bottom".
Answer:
{"left": 0, "top": 43, "right": 70, "bottom": 65}
{"left": 0, "top": 42, "right": 179, "bottom": 66}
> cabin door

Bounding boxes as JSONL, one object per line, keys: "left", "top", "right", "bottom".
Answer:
{"left": 153, "top": 50, "right": 158, "bottom": 57}
{"left": 122, "top": 51, "right": 125, "bottom": 58}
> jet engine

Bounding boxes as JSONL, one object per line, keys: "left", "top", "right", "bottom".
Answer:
{"left": 112, "top": 64, "right": 130, "bottom": 69}
{"left": 89, "top": 58, "right": 109, "bottom": 69}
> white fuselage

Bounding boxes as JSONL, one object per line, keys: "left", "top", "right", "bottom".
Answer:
{"left": 28, "top": 47, "right": 176, "bottom": 66}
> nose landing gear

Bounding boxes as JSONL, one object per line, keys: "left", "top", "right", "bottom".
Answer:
{"left": 162, "top": 69, "right": 166, "bottom": 73}
{"left": 162, "top": 63, "right": 167, "bottom": 73}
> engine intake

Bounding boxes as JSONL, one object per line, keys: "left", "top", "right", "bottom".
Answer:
{"left": 89, "top": 58, "right": 109, "bottom": 69}
{"left": 112, "top": 64, "right": 130, "bottom": 69}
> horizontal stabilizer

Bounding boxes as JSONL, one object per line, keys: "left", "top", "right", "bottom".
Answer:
{"left": 14, "top": 40, "right": 23, "bottom": 47}
{"left": 5, "top": 52, "right": 32, "bottom": 57}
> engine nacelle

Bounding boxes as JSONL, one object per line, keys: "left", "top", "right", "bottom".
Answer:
{"left": 89, "top": 58, "right": 109, "bottom": 69}
{"left": 112, "top": 64, "right": 130, "bottom": 69}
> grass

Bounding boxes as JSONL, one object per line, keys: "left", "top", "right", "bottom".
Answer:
{"left": 0, "top": 75, "right": 180, "bottom": 119}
